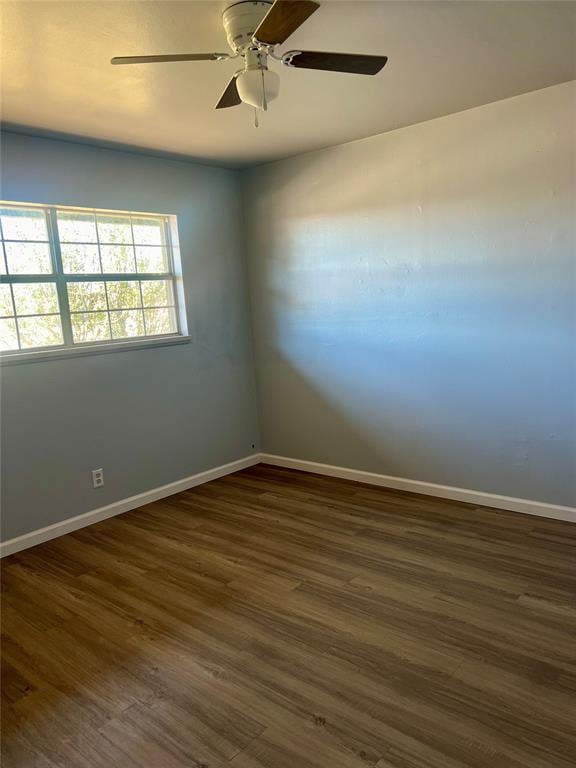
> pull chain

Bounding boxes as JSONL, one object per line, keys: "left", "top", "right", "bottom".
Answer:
{"left": 261, "top": 68, "right": 268, "bottom": 112}
{"left": 254, "top": 108, "right": 259, "bottom": 128}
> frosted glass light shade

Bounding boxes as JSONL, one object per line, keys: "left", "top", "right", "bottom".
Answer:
{"left": 236, "top": 68, "right": 280, "bottom": 110}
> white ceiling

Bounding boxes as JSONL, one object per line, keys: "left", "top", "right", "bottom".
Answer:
{"left": 1, "top": 1, "right": 575, "bottom": 167}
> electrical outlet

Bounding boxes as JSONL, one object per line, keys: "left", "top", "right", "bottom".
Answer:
{"left": 92, "top": 468, "right": 104, "bottom": 488}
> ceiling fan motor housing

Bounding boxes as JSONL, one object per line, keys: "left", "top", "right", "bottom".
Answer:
{"left": 222, "top": 1, "right": 273, "bottom": 52}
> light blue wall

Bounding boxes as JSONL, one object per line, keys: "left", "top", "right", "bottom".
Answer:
{"left": 2, "top": 82, "right": 574, "bottom": 542}
{"left": 1, "top": 132, "right": 260, "bottom": 541}
{"left": 243, "top": 83, "right": 576, "bottom": 506}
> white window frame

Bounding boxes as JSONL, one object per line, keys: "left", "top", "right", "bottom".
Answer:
{"left": 0, "top": 201, "right": 190, "bottom": 365}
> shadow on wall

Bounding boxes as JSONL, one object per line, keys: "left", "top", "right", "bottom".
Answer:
{"left": 249, "top": 87, "right": 576, "bottom": 506}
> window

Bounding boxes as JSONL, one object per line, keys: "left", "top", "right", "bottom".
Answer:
{"left": 0, "top": 202, "right": 187, "bottom": 358}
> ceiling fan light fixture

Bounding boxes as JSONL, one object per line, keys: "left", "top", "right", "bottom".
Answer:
{"left": 236, "top": 67, "right": 280, "bottom": 110}
{"left": 112, "top": 1, "right": 388, "bottom": 116}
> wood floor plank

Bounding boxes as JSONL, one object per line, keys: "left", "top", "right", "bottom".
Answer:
{"left": 2, "top": 464, "right": 575, "bottom": 767}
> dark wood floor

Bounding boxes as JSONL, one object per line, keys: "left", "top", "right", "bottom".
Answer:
{"left": 2, "top": 464, "right": 575, "bottom": 767}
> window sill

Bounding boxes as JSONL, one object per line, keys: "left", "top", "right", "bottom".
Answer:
{"left": 0, "top": 335, "right": 192, "bottom": 366}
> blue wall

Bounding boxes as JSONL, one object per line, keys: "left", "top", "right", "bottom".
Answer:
{"left": 243, "top": 83, "right": 576, "bottom": 506}
{"left": 1, "top": 133, "right": 260, "bottom": 540}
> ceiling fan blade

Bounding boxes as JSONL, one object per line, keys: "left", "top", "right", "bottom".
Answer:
{"left": 111, "top": 53, "right": 229, "bottom": 65}
{"left": 254, "top": 0, "right": 320, "bottom": 46}
{"left": 283, "top": 50, "right": 388, "bottom": 75}
{"left": 216, "top": 76, "right": 242, "bottom": 109}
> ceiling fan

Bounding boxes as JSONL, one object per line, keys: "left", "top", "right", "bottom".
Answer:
{"left": 111, "top": 0, "right": 388, "bottom": 115}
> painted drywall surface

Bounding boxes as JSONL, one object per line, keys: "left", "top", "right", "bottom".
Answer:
{"left": 1, "top": 133, "right": 260, "bottom": 541}
{"left": 243, "top": 82, "right": 576, "bottom": 507}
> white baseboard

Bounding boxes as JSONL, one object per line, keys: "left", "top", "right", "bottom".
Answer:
{"left": 260, "top": 453, "right": 576, "bottom": 524}
{"left": 3, "top": 451, "right": 573, "bottom": 558}
{"left": 0, "top": 454, "right": 260, "bottom": 558}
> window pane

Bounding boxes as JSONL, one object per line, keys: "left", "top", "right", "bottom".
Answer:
{"left": 1, "top": 205, "right": 181, "bottom": 353}
{"left": 0, "top": 284, "right": 14, "bottom": 316}
{"left": 141, "top": 279, "right": 173, "bottom": 307}
{"left": 0, "top": 318, "right": 19, "bottom": 350}
{"left": 100, "top": 245, "right": 135, "bottom": 273}
{"left": 61, "top": 244, "right": 101, "bottom": 273}
{"left": 57, "top": 211, "right": 97, "bottom": 243}
{"left": 71, "top": 312, "right": 111, "bottom": 343}
{"left": 110, "top": 309, "right": 144, "bottom": 339}
{"left": 136, "top": 246, "right": 169, "bottom": 273}
{"left": 106, "top": 280, "right": 141, "bottom": 309}
{"left": 132, "top": 217, "right": 164, "bottom": 245}
{"left": 5, "top": 242, "right": 52, "bottom": 274}
{"left": 12, "top": 283, "right": 59, "bottom": 315}
{"left": 67, "top": 281, "right": 107, "bottom": 312}
{"left": 18, "top": 315, "right": 63, "bottom": 349}
{"left": 97, "top": 215, "right": 132, "bottom": 244}
{"left": 1, "top": 207, "right": 48, "bottom": 241}
{"left": 144, "top": 307, "right": 176, "bottom": 336}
